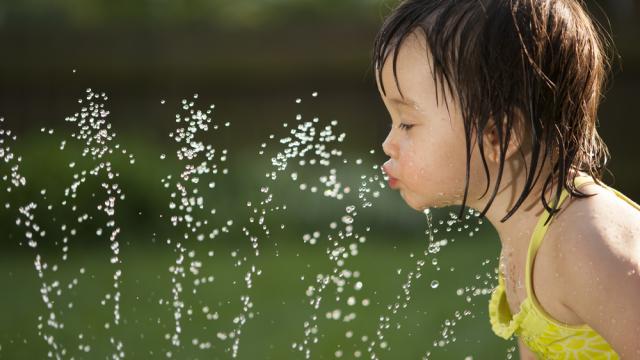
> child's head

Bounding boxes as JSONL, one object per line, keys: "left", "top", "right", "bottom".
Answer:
{"left": 373, "top": 0, "right": 612, "bottom": 222}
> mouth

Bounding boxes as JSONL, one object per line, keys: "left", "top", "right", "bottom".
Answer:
{"left": 389, "top": 177, "right": 398, "bottom": 189}
{"left": 387, "top": 176, "right": 399, "bottom": 189}
{"left": 381, "top": 162, "right": 399, "bottom": 189}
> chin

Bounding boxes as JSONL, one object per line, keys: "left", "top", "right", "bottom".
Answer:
{"left": 400, "top": 191, "right": 431, "bottom": 212}
{"left": 401, "top": 190, "right": 459, "bottom": 212}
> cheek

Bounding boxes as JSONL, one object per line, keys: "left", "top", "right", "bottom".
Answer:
{"left": 396, "top": 137, "right": 439, "bottom": 188}
{"left": 400, "top": 133, "right": 468, "bottom": 191}
{"left": 467, "top": 143, "right": 495, "bottom": 194}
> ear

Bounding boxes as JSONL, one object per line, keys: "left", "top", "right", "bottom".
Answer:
{"left": 483, "top": 114, "right": 525, "bottom": 163}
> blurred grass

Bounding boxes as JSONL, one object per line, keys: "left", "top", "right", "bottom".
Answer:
{"left": 0, "top": 130, "right": 518, "bottom": 358}
{"left": 0, "top": 230, "right": 514, "bottom": 359}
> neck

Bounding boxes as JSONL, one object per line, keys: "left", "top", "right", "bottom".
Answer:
{"left": 469, "top": 161, "right": 557, "bottom": 253}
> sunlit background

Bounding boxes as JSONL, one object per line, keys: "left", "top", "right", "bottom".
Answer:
{"left": 0, "top": 1, "right": 638, "bottom": 359}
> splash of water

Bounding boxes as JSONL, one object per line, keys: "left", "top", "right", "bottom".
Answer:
{"left": 0, "top": 89, "right": 516, "bottom": 359}
{"left": 6, "top": 89, "right": 132, "bottom": 359}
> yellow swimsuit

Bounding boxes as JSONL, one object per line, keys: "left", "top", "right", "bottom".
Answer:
{"left": 489, "top": 175, "right": 640, "bottom": 359}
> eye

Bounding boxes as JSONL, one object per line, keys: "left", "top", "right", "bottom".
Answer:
{"left": 398, "top": 123, "right": 414, "bottom": 131}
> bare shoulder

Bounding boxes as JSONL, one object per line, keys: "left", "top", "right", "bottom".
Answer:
{"left": 545, "top": 182, "right": 640, "bottom": 357}
{"left": 551, "top": 182, "right": 640, "bottom": 269}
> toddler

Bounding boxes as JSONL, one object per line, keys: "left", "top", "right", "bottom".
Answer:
{"left": 373, "top": 0, "right": 640, "bottom": 358}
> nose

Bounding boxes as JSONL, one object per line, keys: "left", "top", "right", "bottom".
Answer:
{"left": 382, "top": 130, "right": 396, "bottom": 159}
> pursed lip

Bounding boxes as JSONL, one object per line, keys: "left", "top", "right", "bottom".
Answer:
{"left": 387, "top": 176, "right": 399, "bottom": 189}
{"left": 382, "top": 162, "right": 399, "bottom": 189}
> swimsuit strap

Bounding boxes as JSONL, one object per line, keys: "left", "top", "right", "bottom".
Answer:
{"left": 524, "top": 175, "right": 594, "bottom": 298}
{"left": 600, "top": 184, "right": 640, "bottom": 211}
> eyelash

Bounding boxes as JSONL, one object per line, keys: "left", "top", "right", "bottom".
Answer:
{"left": 398, "top": 123, "right": 414, "bottom": 131}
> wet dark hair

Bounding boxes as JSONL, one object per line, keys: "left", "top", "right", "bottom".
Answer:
{"left": 373, "top": 0, "right": 614, "bottom": 223}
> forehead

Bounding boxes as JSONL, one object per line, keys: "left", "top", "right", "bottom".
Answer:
{"left": 376, "top": 31, "right": 435, "bottom": 104}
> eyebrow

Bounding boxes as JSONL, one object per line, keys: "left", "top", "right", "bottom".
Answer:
{"left": 388, "top": 97, "right": 421, "bottom": 110}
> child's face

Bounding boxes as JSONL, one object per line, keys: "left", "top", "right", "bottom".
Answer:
{"left": 378, "top": 32, "right": 488, "bottom": 212}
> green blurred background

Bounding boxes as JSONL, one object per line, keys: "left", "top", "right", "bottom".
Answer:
{"left": 0, "top": 0, "right": 638, "bottom": 359}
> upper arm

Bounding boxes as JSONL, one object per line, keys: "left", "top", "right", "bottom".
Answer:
{"left": 518, "top": 338, "right": 538, "bottom": 360}
{"left": 558, "top": 220, "right": 640, "bottom": 358}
